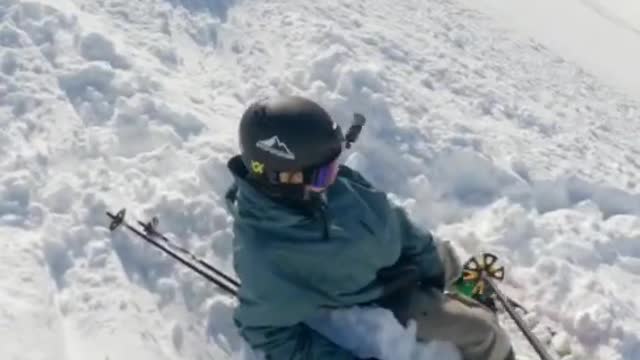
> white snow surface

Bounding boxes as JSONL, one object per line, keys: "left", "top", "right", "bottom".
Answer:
{"left": 1, "top": 0, "right": 640, "bottom": 359}
{"left": 461, "top": 0, "right": 640, "bottom": 101}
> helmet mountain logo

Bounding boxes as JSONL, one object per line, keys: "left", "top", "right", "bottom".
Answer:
{"left": 256, "top": 136, "right": 296, "bottom": 160}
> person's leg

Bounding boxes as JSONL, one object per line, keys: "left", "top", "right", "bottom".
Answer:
{"left": 399, "top": 288, "right": 514, "bottom": 360}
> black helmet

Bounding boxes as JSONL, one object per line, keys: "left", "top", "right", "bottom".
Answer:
{"left": 239, "top": 96, "right": 343, "bottom": 183}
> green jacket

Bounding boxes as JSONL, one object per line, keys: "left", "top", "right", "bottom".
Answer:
{"left": 225, "top": 156, "right": 444, "bottom": 359}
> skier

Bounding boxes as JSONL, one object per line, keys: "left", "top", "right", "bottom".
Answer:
{"left": 225, "top": 96, "right": 515, "bottom": 360}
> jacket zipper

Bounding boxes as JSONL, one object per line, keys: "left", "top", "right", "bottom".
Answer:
{"left": 314, "top": 194, "right": 329, "bottom": 240}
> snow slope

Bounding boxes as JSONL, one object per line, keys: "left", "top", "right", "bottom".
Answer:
{"left": 1, "top": 0, "right": 640, "bottom": 359}
{"left": 461, "top": 0, "right": 640, "bottom": 101}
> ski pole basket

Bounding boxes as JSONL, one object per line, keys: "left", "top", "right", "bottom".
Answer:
{"left": 454, "top": 253, "right": 556, "bottom": 360}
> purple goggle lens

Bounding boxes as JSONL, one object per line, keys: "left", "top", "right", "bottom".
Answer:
{"left": 311, "top": 159, "right": 339, "bottom": 189}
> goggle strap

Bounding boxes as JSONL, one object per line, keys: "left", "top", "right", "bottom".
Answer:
{"left": 314, "top": 166, "right": 329, "bottom": 187}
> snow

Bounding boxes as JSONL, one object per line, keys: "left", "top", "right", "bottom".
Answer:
{"left": 307, "top": 306, "right": 461, "bottom": 360}
{"left": 461, "top": 0, "right": 640, "bottom": 101}
{"left": 1, "top": 0, "right": 640, "bottom": 359}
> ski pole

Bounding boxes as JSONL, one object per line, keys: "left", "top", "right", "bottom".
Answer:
{"left": 137, "top": 216, "right": 240, "bottom": 288}
{"left": 106, "top": 209, "right": 239, "bottom": 297}
{"left": 486, "top": 277, "right": 556, "bottom": 360}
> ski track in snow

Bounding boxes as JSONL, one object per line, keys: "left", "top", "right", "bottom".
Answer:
{"left": 1, "top": 0, "right": 639, "bottom": 359}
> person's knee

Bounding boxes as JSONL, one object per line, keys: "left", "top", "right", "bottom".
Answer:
{"left": 485, "top": 326, "right": 512, "bottom": 360}
{"left": 463, "top": 315, "right": 512, "bottom": 360}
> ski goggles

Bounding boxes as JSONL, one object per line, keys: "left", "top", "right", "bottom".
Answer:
{"left": 309, "top": 158, "right": 340, "bottom": 190}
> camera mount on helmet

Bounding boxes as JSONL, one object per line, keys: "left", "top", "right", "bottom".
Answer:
{"left": 344, "top": 113, "right": 366, "bottom": 149}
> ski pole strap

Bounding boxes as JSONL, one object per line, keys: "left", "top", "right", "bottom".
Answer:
{"left": 486, "top": 277, "right": 556, "bottom": 360}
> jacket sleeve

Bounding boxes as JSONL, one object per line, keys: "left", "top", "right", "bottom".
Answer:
{"left": 339, "top": 165, "right": 447, "bottom": 290}
{"left": 391, "top": 205, "right": 446, "bottom": 290}
{"left": 239, "top": 322, "right": 363, "bottom": 360}
{"left": 234, "top": 248, "right": 366, "bottom": 360}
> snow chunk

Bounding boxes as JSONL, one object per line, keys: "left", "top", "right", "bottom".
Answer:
{"left": 9, "top": 2, "right": 70, "bottom": 47}
{"left": 0, "top": 23, "right": 28, "bottom": 48}
{"left": 57, "top": 62, "right": 117, "bottom": 125}
{"left": 150, "top": 43, "right": 181, "bottom": 67}
{"left": 309, "top": 44, "right": 349, "bottom": 89}
{"left": 0, "top": 171, "right": 33, "bottom": 225}
{"left": 87, "top": 239, "right": 110, "bottom": 268}
{"left": 156, "top": 277, "right": 177, "bottom": 306}
{"left": 114, "top": 94, "right": 205, "bottom": 144}
{"left": 172, "top": 322, "right": 184, "bottom": 351}
{"left": 207, "top": 295, "right": 241, "bottom": 353}
{"left": 532, "top": 177, "right": 640, "bottom": 217}
{"left": 168, "top": 0, "right": 235, "bottom": 21}
{"left": 80, "top": 32, "right": 131, "bottom": 69}
{"left": 41, "top": 175, "right": 77, "bottom": 214}
{"left": 336, "top": 63, "right": 385, "bottom": 96}
{"left": 42, "top": 230, "right": 72, "bottom": 289}
{"left": 574, "top": 304, "right": 618, "bottom": 344}
{"left": 186, "top": 18, "right": 219, "bottom": 47}
{"left": 551, "top": 331, "right": 572, "bottom": 357}
{"left": 1, "top": 50, "right": 18, "bottom": 75}
{"left": 58, "top": 62, "right": 115, "bottom": 95}
{"left": 431, "top": 149, "right": 525, "bottom": 207}
{"left": 308, "top": 306, "right": 461, "bottom": 360}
